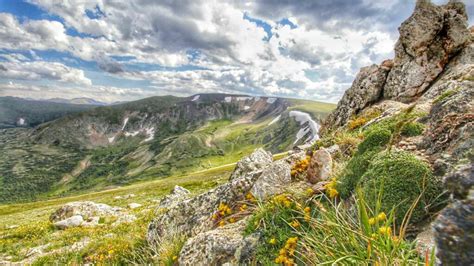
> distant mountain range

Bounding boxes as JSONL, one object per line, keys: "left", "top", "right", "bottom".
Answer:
{"left": 44, "top": 97, "right": 110, "bottom": 106}
{"left": 0, "top": 93, "right": 335, "bottom": 202}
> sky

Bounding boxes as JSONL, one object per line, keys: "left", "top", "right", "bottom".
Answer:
{"left": 0, "top": 0, "right": 472, "bottom": 103}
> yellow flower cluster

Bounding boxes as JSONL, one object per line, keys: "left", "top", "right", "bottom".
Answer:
{"left": 212, "top": 202, "right": 233, "bottom": 227}
{"left": 275, "top": 237, "right": 298, "bottom": 265}
{"left": 290, "top": 220, "right": 300, "bottom": 228}
{"left": 245, "top": 192, "right": 256, "bottom": 203}
{"left": 325, "top": 178, "right": 339, "bottom": 199}
{"left": 291, "top": 156, "right": 311, "bottom": 178}
{"left": 368, "top": 212, "right": 387, "bottom": 225}
{"left": 303, "top": 206, "right": 311, "bottom": 222}
{"left": 273, "top": 194, "right": 293, "bottom": 208}
{"left": 378, "top": 226, "right": 392, "bottom": 236}
{"left": 239, "top": 204, "right": 248, "bottom": 212}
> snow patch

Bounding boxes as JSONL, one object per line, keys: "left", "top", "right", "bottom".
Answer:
{"left": 254, "top": 96, "right": 261, "bottom": 101}
{"left": 224, "top": 97, "right": 232, "bottom": 103}
{"left": 108, "top": 136, "right": 115, "bottom": 143}
{"left": 266, "top": 97, "right": 277, "bottom": 104}
{"left": 244, "top": 105, "right": 250, "bottom": 110}
{"left": 18, "top": 118, "right": 25, "bottom": 125}
{"left": 236, "top": 96, "right": 252, "bottom": 101}
{"left": 121, "top": 117, "right": 129, "bottom": 131}
{"left": 142, "top": 127, "right": 155, "bottom": 142}
{"left": 191, "top": 95, "right": 200, "bottom": 101}
{"left": 268, "top": 115, "right": 281, "bottom": 125}
{"left": 124, "top": 131, "right": 140, "bottom": 137}
{"left": 289, "top": 111, "right": 320, "bottom": 144}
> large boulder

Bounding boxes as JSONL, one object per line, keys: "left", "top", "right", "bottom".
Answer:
{"left": 433, "top": 196, "right": 474, "bottom": 265}
{"left": 383, "top": 0, "right": 470, "bottom": 102}
{"left": 250, "top": 160, "right": 291, "bottom": 200}
{"left": 178, "top": 218, "right": 259, "bottom": 265}
{"left": 156, "top": 185, "right": 190, "bottom": 210}
{"left": 325, "top": 64, "right": 390, "bottom": 128}
{"left": 228, "top": 148, "right": 273, "bottom": 181}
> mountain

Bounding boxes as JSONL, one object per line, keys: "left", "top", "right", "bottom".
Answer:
{"left": 45, "top": 97, "right": 109, "bottom": 106}
{"left": 0, "top": 93, "right": 335, "bottom": 202}
{"left": 0, "top": 96, "right": 96, "bottom": 129}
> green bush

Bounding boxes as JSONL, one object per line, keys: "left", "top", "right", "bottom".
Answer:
{"left": 357, "top": 128, "right": 392, "bottom": 155}
{"left": 400, "top": 122, "right": 424, "bottom": 137}
{"left": 360, "top": 151, "right": 444, "bottom": 224}
{"left": 337, "top": 128, "right": 392, "bottom": 199}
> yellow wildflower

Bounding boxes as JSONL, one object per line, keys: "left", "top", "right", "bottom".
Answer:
{"left": 269, "top": 238, "right": 277, "bottom": 245}
{"left": 377, "top": 212, "right": 387, "bottom": 222}
{"left": 218, "top": 220, "right": 226, "bottom": 227}
{"left": 304, "top": 206, "right": 311, "bottom": 213}
{"left": 229, "top": 217, "right": 236, "bottom": 223}
{"left": 290, "top": 220, "right": 300, "bottom": 228}
{"left": 172, "top": 255, "right": 178, "bottom": 261}
{"left": 378, "top": 226, "right": 392, "bottom": 235}
{"left": 369, "top": 217, "right": 376, "bottom": 225}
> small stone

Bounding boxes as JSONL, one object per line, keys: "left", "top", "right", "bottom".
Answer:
{"left": 306, "top": 148, "right": 333, "bottom": 184}
{"left": 53, "top": 215, "right": 84, "bottom": 229}
{"left": 128, "top": 203, "right": 142, "bottom": 209}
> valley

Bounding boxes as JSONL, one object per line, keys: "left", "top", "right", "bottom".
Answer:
{"left": 0, "top": 94, "right": 335, "bottom": 203}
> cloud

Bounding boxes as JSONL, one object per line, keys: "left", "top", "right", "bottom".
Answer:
{"left": 0, "top": 60, "right": 92, "bottom": 86}
{"left": 2, "top": 0, "right": 470, "bottom": 103}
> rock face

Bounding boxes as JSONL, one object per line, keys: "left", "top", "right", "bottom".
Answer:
{"left": 384, "top": 0, "right": 470, "bottom": 102}
{"left": 250, "top": 160, "right": 291, "bottom": 200}
{"left": 433, "top": 196, "right": 474, "bottom": 265}
{"left": 306, "top": 148, "right": 333, "bottom": 184}
{"left": 229, "top": 148, "right": 273, "bottom": 181}
{"left": 325, "top": 64, "right": 390, "bottom": 127}
{"left": 325, "top": 0, "right": 471, "bottom": 128}
{"left": 147, "top": 149, "right": 269, "bottom": 244}
{"left": 156, "top": 185, "right": 190, "bottom": 210}
{"left": 178, "top": 219, "right": 259, "bottom": 265}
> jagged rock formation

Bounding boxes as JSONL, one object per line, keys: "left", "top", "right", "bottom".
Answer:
{"left": 325, "top": 0, "right": 471, "bottom": 129}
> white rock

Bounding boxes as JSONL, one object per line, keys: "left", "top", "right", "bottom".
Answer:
{"left": 53, "top": 215, "right": 84, "bottom": 230}
{"left": 128, "top": 203, "right": 142, "bottom": 209}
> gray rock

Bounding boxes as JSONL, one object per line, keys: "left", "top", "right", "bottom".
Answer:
{"left": 325, "top": 64, "right": 389, "bottom": 128}
{"left": 251, "top": 160, "right": 291, "bottom": 200}
{"left": 415, "top": 225, "right": 436, "bottom": 258}
{"left": 443, "top": 162, "right": 474, "bottom": 200}
{"left": 228, "top": 148, "right": 273, "bottom": 181}
{"left": 433, "top": 196, "right": 474, "bottom": 265}
{"left": 178, "top": 218, "right": 258, "bottom": 265}
{"left": 53, "top": 215, "right": 84, "bottom": 229}
{"left": 112, "top": 214, "right": 137, "bottom": 226}
{"left": 306, "top": 148, "right": 333, "bottom": 184}
{"left": 50, "top": 201, "right": 122, "bottom": 222}
{"left": 157, "top": 185, "right": 190, "bottom": 210}
{"left": 383, "top": 0, "right": 470, "bottom": 102}
{"left": 81, "top": 216, "right": 100, "bottom": 227}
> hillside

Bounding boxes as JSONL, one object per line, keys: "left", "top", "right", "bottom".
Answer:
{"left": 0, "top": 97, "right": 96, "bottom": 129}
{"left": 0, "top": 94, "right": 334, "bottom": 202}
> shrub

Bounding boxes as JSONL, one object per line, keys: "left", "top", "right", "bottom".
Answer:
{"left": 336, "top": 128, "right": 392, "bottom": 199}
{"left": 400, "top": 122, "right": 424, "bottom": 137}
{"left": 357, "top": 128, "right": 392, "bottom": 155}
{"left": 360, "top": 151, "right": 444, "bottom": 224}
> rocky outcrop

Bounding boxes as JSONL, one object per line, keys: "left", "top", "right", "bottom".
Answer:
{"left": 250, "top": 160, "right": 291, "bottom": 200}
{"left": 325, "top": 0, "right": 471, "bottom": 129}
{"left": 178, "top": 218, "right": 259, "bottom": 265}
{"left": 433, "top": 196, "right": 474, "bottom": 265}
{"left": 147, "top": 149, "right": 268, "bottom": 244}
{"left": 156, "top": 185, "right": 190, "bottom": 210}
{"left": 228, "top": 148, "right": 273, "bottom": 181}
{"left": 50, "top": 201, "right": 135, "bottom": 229}
{"left": 325, "top": 64, "right": 390, "bottom": 127}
